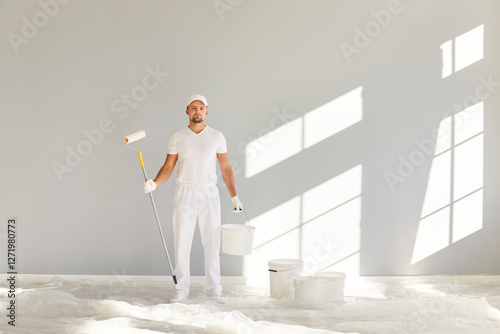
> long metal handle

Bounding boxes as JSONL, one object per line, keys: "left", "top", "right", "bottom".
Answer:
{"left": 139, "top": 152, "right": 177, "bottom": 285}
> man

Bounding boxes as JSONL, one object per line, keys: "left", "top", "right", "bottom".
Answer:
{"left": 143, "top": 94, "right": 243, "bottom": 302}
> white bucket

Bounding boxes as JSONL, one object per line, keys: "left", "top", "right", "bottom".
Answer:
{"left": 294, "top": 276, "right": 319, "bottom": 300}
{"left": 221, "top": 225, "right": 255, "bottom": 255}
{"left": 316, "top": 272, "right": 346, "bottom": 302}
{"left": 268, "top": 259, "right": 303, "bottom": 299}
{"left": 221, "top": 212, "right": 255, "bottom": 256}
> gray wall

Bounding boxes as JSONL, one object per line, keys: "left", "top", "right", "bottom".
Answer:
{"left": 0, "top": 0, "right": 499, "bottom": 276}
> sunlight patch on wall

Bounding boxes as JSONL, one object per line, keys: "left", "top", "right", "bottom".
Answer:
{"left": 245, "top": 87, "right": 363, "bottom": 178}
{"left": 453, "top": 190, "right": 483, "bottom": 243}
{"left": 435, "top": 116, "right": 452, "bottom": 155}
{"left": 301, "top": 197, "right": 361, "bottom": 276}
{"left": 411, "top": 207, "right": 450, "bottom": 264}
{"left": 454, "top": 134, "right": 483, "bottom": 199}
{"left": 455, "top": 25, "right": 484, "bottom": 72}
{"left": 303, "top": 87, "right": 363, "bottom": 149}
{"left": 301, "top": 165, "right": 362, "bottom": 275}
{"left": 245, "top": 118, "right": 303, "bottom": 178}
{"left": 440, "top": 25, "right": 484, "bottom": 79}
{"left": 454, "top": 101, "right": 483, "bottom": 143}
{"left": 411, "top": 102, "right": 484, "bottom": 265}
{"left": 320, "top": 252, "right": 360, "bottom": 275}
{"left": 302, "top": 165, "right": 362, "bottom": 222}
{"left": 419, "top": 151, "right": 451, "bottom": 218}
{"left": 243, "top": 165, "right": 363, "bottom": 278}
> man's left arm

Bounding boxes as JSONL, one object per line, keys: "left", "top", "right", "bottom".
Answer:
{"left": 217, "top": 152, "right": 243, "bottom": 211}
{"left": 217, "top": 152, "right": 237, "bottom": 197}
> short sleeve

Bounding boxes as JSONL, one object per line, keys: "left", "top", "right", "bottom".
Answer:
{"left": 167, "top": 133, "right": 177, "bottom": 154}
{"left": 217, "top": 132, "right": 227, "bottom": 154}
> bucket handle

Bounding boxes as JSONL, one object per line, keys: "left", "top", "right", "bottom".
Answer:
{"left": 293, "top": 280, "right": 311, "bottom": 289}
{"left": 292, "top": 277, "right": 320, "bottom": 288}
{"left": 226, "top": 210, "right": 252, "bottom": 231}
{"left": 267, "top": 264, "right": 303, "bottom": 273}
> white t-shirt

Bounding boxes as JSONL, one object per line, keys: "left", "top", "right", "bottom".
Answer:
{"left": 167, "top": 126, "right": 227, "bottom": 184}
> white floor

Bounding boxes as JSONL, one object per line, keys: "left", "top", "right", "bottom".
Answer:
{"left": 1, "top": 274, "right": 500, "bottom": 333}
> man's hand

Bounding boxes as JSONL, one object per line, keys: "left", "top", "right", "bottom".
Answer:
{"left": 231, "top": 195, "right": 243, "bottom": 212}
{"left": 144, "top": 179, "right": 157, "bottom": 193}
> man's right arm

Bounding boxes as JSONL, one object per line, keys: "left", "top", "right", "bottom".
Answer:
{"left": 153, "top": 154, "right": 178, "bottom": 187}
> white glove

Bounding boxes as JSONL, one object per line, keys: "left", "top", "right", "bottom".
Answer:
{"left": 143, "top": 179, "right": 157, "bottom": 193}
{"left": 231, "top": 195, "right": 243, "bottom": 212}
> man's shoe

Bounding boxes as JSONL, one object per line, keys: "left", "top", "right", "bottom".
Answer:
{"left": 169, "top": 292, "right": 188, "bottom": 303}
{"left": 209, "top": 290, "right": 222, "bottom": 298}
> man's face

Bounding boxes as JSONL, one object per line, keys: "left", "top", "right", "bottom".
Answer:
{"left": 186, "top": 100, "right": 208, "bottom": 124}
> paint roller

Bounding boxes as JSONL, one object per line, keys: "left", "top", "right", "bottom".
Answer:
{"left": 125, "top": 130, "right": 177, "bottom": 284}
{"left": 124, "top": 130, "right": 146, "bottom": 144}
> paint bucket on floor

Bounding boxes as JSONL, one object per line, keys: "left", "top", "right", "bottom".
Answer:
{"left": 268, "top": 259, "right": 304, "bottom": 299}
{"left": 316, "top": 272, "right": 346, "bottom": 302}
{"left": 294, "top": 276, "right": 319, "bottom": 300}
{"left": 221, "top": 212, "right": 255, "bottom": 255}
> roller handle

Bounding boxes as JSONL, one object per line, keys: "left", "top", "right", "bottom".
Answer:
{"left": 137, "top": 151, "right": 145, "bottom": 168}
{"left": 136, "top": 151, "right": 177, "bottom": 285}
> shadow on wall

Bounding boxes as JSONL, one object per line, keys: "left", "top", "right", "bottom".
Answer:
{"left": 223, "top": 15, "right": 496, "bottom": 276}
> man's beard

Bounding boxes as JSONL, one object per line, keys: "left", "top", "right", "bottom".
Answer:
{"left": 191, "top": 116, "right": 203, "bottom": 123}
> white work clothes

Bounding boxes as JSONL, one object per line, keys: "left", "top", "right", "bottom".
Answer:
{"left": 168, "top": 126, "right": 227, "bottom": 295}
{"left": 168, "top": 126, "right": 227, "bottom": 183}
{"left": 173, "top": 183, "right": 221, "bottom": 295}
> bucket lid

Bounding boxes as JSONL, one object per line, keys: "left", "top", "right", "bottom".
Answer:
{"left": 268, "top": 258, "right": 304, "bottom": 270}
{"left": 294, "top": 276, "right": 319, "bottom": 283}
{"left": 314, "top": 272, "right": 346, "bottom": 280}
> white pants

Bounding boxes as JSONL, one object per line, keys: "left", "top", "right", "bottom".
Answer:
{"left": 172, "top": 183, "right": 222, "bottom": 295}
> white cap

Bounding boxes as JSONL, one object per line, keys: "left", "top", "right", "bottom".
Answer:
{"left": 186, "top": 94, "right": 208, "bottom": 107}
